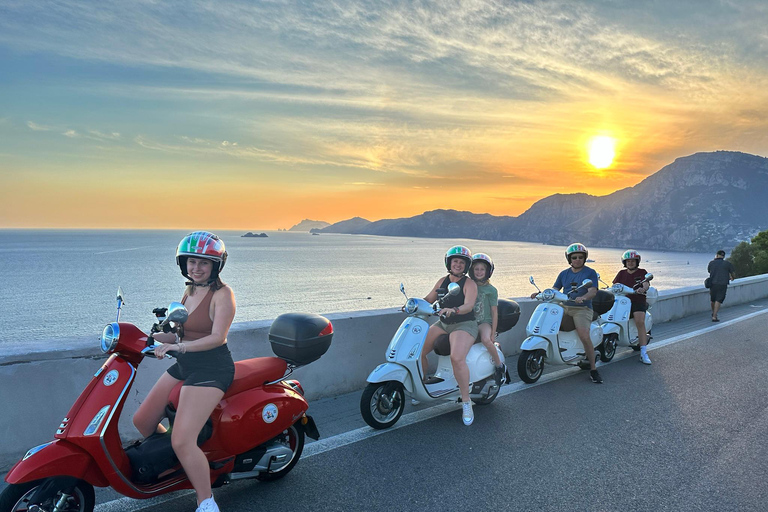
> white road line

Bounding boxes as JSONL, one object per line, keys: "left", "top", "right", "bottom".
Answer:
{"left": 95, "top": 308, "right": 768, "bottom": 511}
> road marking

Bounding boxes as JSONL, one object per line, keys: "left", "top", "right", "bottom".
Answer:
{"left": 94, "top": 307, "right": 768, "bottom": 511}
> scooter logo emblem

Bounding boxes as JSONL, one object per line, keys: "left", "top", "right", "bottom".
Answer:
{"left": 262, "top": 404, "right": 278, "bottom": 424}
{"left": 103, "top": 370, "right": 119, "bottom": 387}
{"left": 412, "top": 326, "right": 422, "bottom": 334}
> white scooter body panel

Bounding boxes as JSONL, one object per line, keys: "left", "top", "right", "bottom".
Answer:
{"left": 465, "top": 343, "right": 503, "bottom": 383}
{"left": 526, "top": 303, "right": 564, "bottom": 338}
{"left": 520, "top": 335, "right": 551, "bottom": 355}
{"left": 366, "top": 363, "right": 414, "bottom": 392}
{"left": 600, "top": 292, "right": 653, "bottom": 346}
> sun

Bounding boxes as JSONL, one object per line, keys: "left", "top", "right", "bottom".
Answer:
{"left": 588, "top": 136, "right": 617, "bottom": 169}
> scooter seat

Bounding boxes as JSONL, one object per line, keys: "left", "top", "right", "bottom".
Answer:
{"left": 167, "top": 357, "right": 287, "bottom": 407}
{"left": 225, "top": 357, "right": 288, "bottom": 398}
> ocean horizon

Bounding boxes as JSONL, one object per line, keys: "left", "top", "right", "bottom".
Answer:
{"left": 0, "top": 229, "right": 714, "bottom": 356}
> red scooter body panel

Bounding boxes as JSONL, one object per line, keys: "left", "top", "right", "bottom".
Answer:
{"left": 210, "top": 384, "right": 308, "bottom": 456}
{"left": 5, "top": 439, "right": 108, "bottom": 488}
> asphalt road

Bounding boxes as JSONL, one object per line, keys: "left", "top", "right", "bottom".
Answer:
{"left": 5, "top": 306, "right": 768, "bottom": 512}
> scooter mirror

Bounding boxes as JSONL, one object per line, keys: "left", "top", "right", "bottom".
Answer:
{"left": 447, "top": 282, "right": 461, "bottom": 296}
{"left": 400, "top": 283, "right": 405, "bottom": 294}
{"left": 645, "top": 273, "right": 654, "bottom": 281}
{"left": 116, "top": 287, "right": 125, "bottom": 304}
{"left": 529, "top": 276, "right": 535, "bottom": 285}
{"left": 580, "top": 279, "right": 593, "bottom": 288}
{"left": 166, "top": 302, "right": 189, "bottom": 324}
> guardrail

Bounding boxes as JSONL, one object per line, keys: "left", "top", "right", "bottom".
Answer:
{"left": 2, "top": 274, "right": 767, "bottom": 470}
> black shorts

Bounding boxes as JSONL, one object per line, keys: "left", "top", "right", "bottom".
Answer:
{"left": 167, "top": 344, "right": 235, "bottom": 393}
{"left": 630, "top": 302, "right": 647, "bottom": 315}
{"left": 710, "top": 284, "right": 728, "bottom": 304}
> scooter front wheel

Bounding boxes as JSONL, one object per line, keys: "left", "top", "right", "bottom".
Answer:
{"left": 599, "top": 334, "right": 617, "bottom": 362}
{"left": 360, "top": 381, "right": 405, "bottom": 429}
{"left": 256, "top": 423, "right": 306, "bottom": 481}
{"left": 0, "top": 478, "right": 95, "bottom": 512}
{"left": 517, "top": 349, "right": 545, "bottom": 383}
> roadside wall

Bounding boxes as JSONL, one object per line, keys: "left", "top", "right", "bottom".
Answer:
{"left": 2, "top": 274, "right": 767, "bottom": 470}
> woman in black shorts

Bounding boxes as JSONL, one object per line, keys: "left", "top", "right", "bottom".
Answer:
{"left": 133, "top": 231, "right": 236, "bottom": 512}
{"left": 613, "top": 250, "right": 651, "bottom": 365}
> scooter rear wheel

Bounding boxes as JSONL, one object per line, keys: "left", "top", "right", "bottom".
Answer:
{"left": 0, "top": 478, "right": 95, "bottom": 512}
{"left": 517, "top": 349, "right": 545, "bottom": 383}
{"left": 360, "top": 382, "right": 405, "bottom": 429}
{"left": 256, "top": 423, "right": 305, "bottom": 481}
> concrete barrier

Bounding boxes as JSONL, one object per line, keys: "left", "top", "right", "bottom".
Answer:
{"left": 2, "top": 274, "right": 767, "bottom": 470}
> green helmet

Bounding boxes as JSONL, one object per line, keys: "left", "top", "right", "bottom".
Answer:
{"left": 444, "top": 246, "right": 472, "bottom": 273}
{"left": 565, "top": 243, "right": 588, "bottom": 262}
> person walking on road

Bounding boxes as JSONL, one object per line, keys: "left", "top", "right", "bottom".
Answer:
{"left": 707, "top": 250, "right": 735, "bottom": 322}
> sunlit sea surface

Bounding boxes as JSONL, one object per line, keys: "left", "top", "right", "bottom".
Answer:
{"left": 0, "top": 230, "right": 714, "bottom": 355}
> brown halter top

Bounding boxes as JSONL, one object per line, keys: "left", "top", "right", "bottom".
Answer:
{"left": 181, "top": 288, "right": 215, "bottom": 341}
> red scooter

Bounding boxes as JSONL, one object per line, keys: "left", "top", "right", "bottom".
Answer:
{"left": 1, "top": 289, "right": 333, "bottom": 512}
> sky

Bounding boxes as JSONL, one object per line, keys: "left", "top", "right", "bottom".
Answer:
{"left": 1, "top": 0, "right": 767, "bottom": 230}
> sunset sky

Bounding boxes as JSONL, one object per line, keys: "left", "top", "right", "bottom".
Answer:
{"left": 1, "top": 0, "right": 767, "bottom": 229}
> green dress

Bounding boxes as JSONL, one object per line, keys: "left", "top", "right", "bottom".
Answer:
{"left": 474, "top": 283, "right": 498, "bottom": 326}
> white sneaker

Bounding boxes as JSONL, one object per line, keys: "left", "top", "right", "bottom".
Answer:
{"left": 196, "top": 496, "right": 220, "bottom": 512}
{"left": 640, "top": 352, "right": 652, "bottom": 365}
{"left": 462, "top": 402, "right": 474, "bottom": 426}
{"left": 411, "top": 398, "right": 421, "bottom": 406}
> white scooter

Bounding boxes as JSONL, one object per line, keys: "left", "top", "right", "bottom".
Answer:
{"left": 599, "top": 273, "right": 658, "bottom": 352}
{"left": 360, "top": 282, "right": 520, "bottom": 429}
{"left": 517, "top": 277, "right": 614, "bottom": 384}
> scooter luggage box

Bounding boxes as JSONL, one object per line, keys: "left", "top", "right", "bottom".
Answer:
{"left": 592, "top": 290, "right": 615, "bottom": 316}
{"left": 269, "top": 313, "right": 333, "bottom": 365}
{"left": 497, "top": 299, "right": 521, "bottom": 333}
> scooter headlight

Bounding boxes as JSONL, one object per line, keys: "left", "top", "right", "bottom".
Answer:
{"left": 100, "top": 323, "right": 120, "bottom": 353}
{"left": 541, "top": 289, "right": 555, "bottom": 301}
{"left": 405, "top": 298, "right": 419, "bottom": 315}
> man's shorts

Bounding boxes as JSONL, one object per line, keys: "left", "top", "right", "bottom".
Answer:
{"left": 434, "top": 319, "right": 479, "bottom": 339}
{"left": 562, "top": 305, "right": 594, "bottom": 331}
{"left": 710, "top": 284, "right": 728, "bottom": 304}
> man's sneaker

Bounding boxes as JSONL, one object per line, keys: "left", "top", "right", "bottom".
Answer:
{"left": 590, "top": 370, "right": 603, "bottom": 384}
{"left": 640, "top": 352, "right": 652, "bottom": 365}
{"left": 411, "top": 398, "right": 421, "bottom": 406}
{"left": 196, "top": 496, "right": 220, "bottom": 512}
{"left": 462, "top": 402, "right": 474, "bottom": 426}
{"left": 494, "top": 363, "right": 507, "bottom": 385}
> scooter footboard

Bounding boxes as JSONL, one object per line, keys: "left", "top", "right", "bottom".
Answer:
{"left": 366, "top": 363, "right": 414, "bottom": 393}
{"left": 5, "top": 439, "right": 107, "bottom": 487}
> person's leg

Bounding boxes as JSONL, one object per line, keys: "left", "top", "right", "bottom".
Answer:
{"left": 449, "top": 330, "right": 476, "bottom": 425}
{"left": 448, "top": 331, "right": 476, "bottom": 401}
{"left": 713, "top": 301, "right": 722, "bottom": 320}
{"left": 133, "top": 372, "right": 181, "bottom": 437}
{"left": 634, "top": 311, "right": 651, "bottom": 364}
{"left": 419, "top": 324, "right": 446, "bottom": 381}
{"left": 172, "top": 385, "right": 225, "bottom": 506}
{"left": 478, "top": 323, "right": 502, "bottom": 367}
{"left": 571, "top": 308, "right": 601, "bottom": 383}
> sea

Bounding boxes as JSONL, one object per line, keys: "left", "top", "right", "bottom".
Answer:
{"left": 0, "top": 229, "right": 713, "bottom": 356}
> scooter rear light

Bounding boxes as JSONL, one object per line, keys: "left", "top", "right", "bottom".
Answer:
{"left": 319, "top": 322, "right": 333, "bottom": 337}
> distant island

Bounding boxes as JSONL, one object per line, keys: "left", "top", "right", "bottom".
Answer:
{"left": 289, "top": 219, "right": 330, "bottom": 232}
{"left": 313, "top": 151, "right": 768, "bottom": 252}
{"left": 242, "top": 232, "right": 268, "bottom": 238}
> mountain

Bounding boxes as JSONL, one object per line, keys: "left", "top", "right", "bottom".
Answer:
{"left": 319, "top": 151, "right": 768, "bottom": 252}
{"left": 288, "top": 219, "right": 330, "bottom": 232}
{"left": 310, "top": 217, "right": 371, "bottom": 233}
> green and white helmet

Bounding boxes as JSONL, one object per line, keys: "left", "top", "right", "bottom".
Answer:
{"left": 621, "top": 249, "right": 641, "bottom": 266}
{"left": 444, "top": 245, "right": 472, "bottom": 273}
{"left": 565, "top": 243, "right": 588, "bottom": 262}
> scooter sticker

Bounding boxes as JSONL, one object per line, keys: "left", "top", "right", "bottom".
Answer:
{"left": 412, "top": 326, "right": 422, "bottom": 334}
{"left": 262, "top": 404, "right": 278, "bottom": 424}
{"left": 103, "top": 370, "right": 119, "bottom": 387}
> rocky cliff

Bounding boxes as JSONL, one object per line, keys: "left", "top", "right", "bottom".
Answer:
{"left": 319, "top": 151, "right": 768, "bottom": 251}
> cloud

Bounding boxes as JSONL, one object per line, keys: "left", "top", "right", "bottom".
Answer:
{"left": 27, "top": 121, "right": 53, "bottom": 131}
{"left": 62, "top": 129, "right": 78, "bottom": 138}
{"left": 87, "top": 130, "right": 121, "bottom": 140}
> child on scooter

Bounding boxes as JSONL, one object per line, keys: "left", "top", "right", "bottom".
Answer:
{"left": 470, "top": 253, "right": 506, "bottom": 385}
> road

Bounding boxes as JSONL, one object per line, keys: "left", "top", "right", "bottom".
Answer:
{"left": 6, "top": 301, "right": 768, "bottom": 512}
